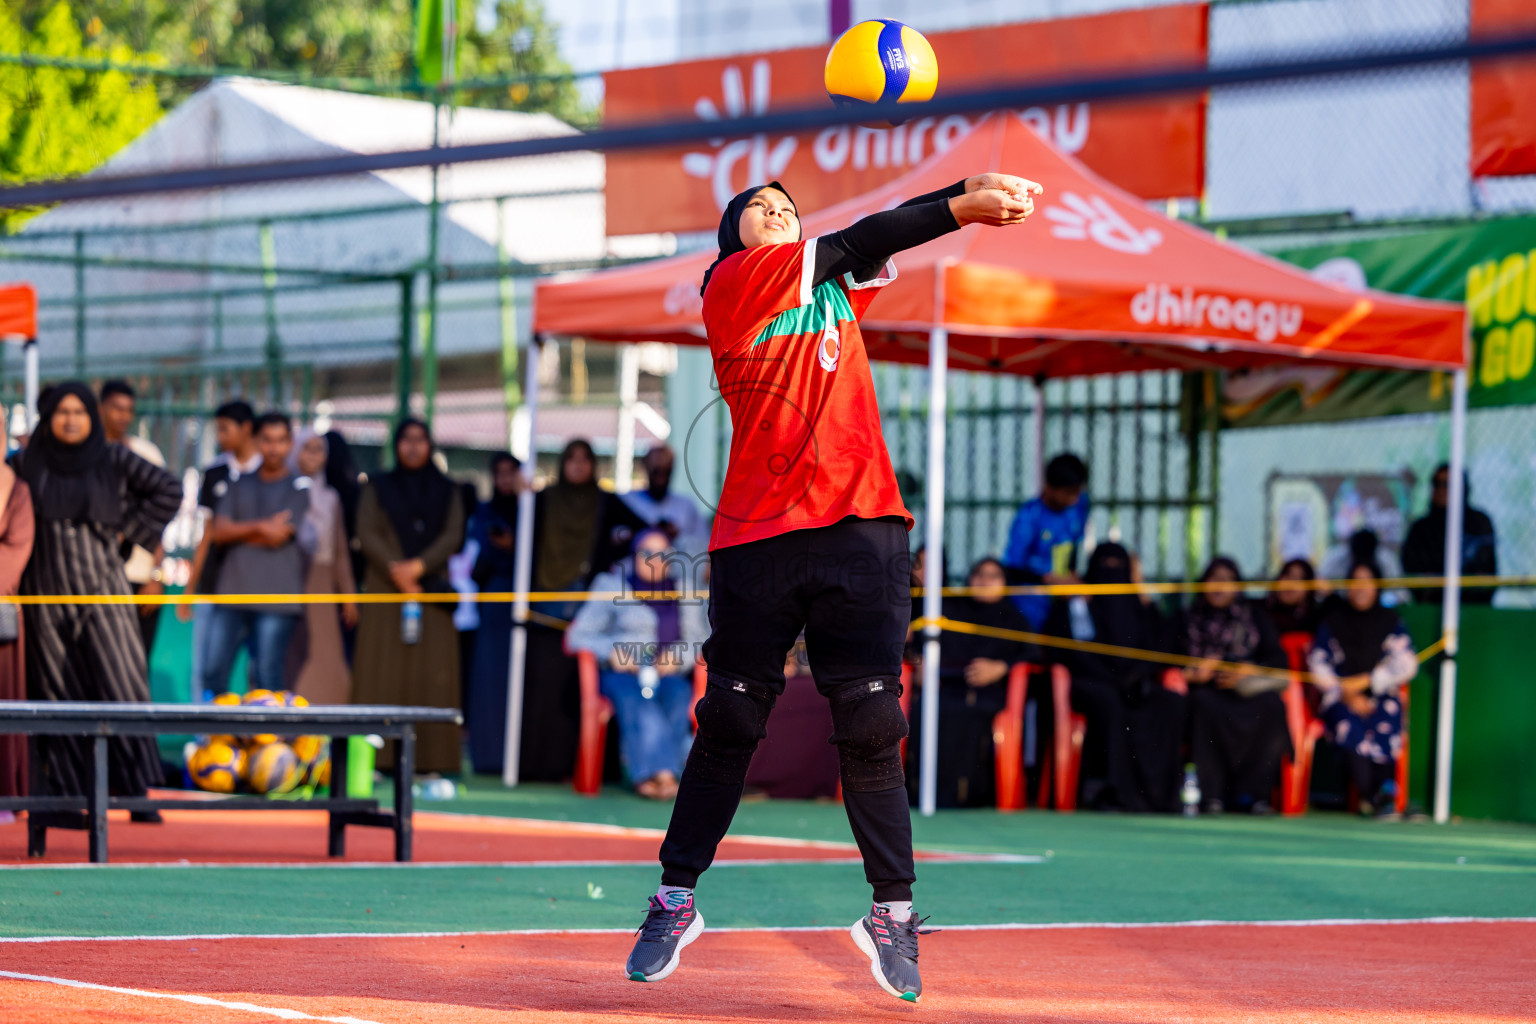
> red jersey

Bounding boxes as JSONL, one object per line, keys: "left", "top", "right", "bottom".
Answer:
{"left": 703, "top": 238, "right": 914, "bottom": 551}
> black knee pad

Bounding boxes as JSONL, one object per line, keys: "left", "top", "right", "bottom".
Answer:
{"left": 829, "top": 680, "right": 908, "bottom": 792}
{"left": 687, "top": 679, "right": 772, "bottom": 784}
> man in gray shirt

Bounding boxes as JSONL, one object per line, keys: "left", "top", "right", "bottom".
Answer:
{"left": 201, "top": 412, "right": 317, "bottom": 696}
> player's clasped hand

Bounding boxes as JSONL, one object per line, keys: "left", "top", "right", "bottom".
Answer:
{"left": 949, "top": 173, "right": 1044, "bottom": 227}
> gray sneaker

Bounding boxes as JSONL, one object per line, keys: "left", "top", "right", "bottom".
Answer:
{"left": 850, "top": 904, "right": 923, "bottom": 1002}
{"left": 625, "top": 893, "right": 704, "bottom": 982}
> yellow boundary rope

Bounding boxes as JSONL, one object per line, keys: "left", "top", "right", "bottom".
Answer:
{"left": 0, "top": 577, "right": 1474, "bottom": 677}
{"left": 912, "top": 616, "right": 1450, "bottom": 686}
{"left": 2, "top": 572, "right": 1529, "bottom": 606}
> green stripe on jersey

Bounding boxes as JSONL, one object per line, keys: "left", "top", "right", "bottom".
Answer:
{"left": 752, "top": 279, "right": 854, "bottom": 347}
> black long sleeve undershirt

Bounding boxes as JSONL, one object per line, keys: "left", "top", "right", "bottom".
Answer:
{"left": 811, "top": 178, "right": 968, "bottom": 289}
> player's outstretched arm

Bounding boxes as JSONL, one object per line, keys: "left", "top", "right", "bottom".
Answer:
{"left": 812, "top": 172, "right": 1041, "bottom": 287}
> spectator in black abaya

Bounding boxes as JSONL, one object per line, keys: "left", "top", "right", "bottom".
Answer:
{"left": 1264, "top": 557, "right": 1321, "bottom": 636}
{"left": 1402, "top": 462, "right": 1498, "bottom": 604}
{"left": 519, "top": 439, "right": 602, "bottom": 781}
{"left": 905, "top": 558, "right": 1035, "bottom": 808}
{"left": 1180, "top": 557, "right": 1291, "bottom": 815}
{"left": 467, "top": 452, "right": 523, "bottom": 774}
{"left": 1043, "top": 542, "right": 1184, "bottom": 812}
{"left": 14, "top": 383, "right": 182, "bottom": 817}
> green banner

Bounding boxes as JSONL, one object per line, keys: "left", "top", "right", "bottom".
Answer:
{"left": 1223, "top": 216, "right": 1536, "bottom": 427}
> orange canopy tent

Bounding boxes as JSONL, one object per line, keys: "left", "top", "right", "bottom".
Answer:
{"left": 525, "top": 115, "right": 1472, "bottom": 814}
{"left": 535, "top": 113, "right": 1465, "bottom": 376}
{"left": 0, "top": 283, "right": 39, "bottom": 432}
{"left": 0, "top": 283, "right": 35, "bottom": 341}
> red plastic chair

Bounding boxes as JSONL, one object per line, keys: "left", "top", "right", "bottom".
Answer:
{"left": 1278, "top": 631, "right": 1326, "bottom": 815}
{"left": 898, "top": 661, "right": 1035, "bottom": 811}
{"left": 991, "top": 663, "right": 1033, "bottom": 812}
{"left": 1394, "top": 684, "right": 1411, "bottom": 816}
{"left": 1050, "top": 663, "right": 1185, "bottom": 812}
{"left": 1278, "top": 632, "right": 1408, "bottom": 816}
{"left": 571, "top": 646, "right": 708, "bottom": 797}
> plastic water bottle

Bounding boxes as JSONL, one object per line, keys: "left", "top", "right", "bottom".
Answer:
{"left": 416, "top": 778, "right": 457, "bottom": 801}
{"left": 1181, "top": 763, "right": 1201, "bottom": 817}
{"left": 638, "top": 664, "right": 660, "bottom": 700}
{"left": 400, "top": 600, "right": 422, "bottom": 645}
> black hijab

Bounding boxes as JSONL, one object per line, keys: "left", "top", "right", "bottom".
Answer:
{"left": 488, "top": 451, "right": 521, "bottom": 527}
{"left": 1076, "top": 542, "right": 1163, "bottom": 694}
{"left": 1265, "top": 557, "right": 1318, "bottom": 634}
{"left": 1184, "top": 556, "right": 1263, "bottom": 662}
{"left": 372, "top": 418, "right": 455, "bottom": 559}
{"left": 939, "top": 558, "right": 1036, "bottom": 677}
{"left": 1083, "top": 543, "right": 1145, "bottom": 646}
{"left": 1320, "top": 560, "right": 1403, "bottom": 676}
{"left": 20, "top": 381, "right": 122, "bottom": 524}
{"left": 700, "top": 181, "right": 799, "bottom": 297}
{"left": 323, "top": 429, "right": 361, "bottom": 537}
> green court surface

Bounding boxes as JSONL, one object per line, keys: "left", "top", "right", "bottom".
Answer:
{"left": 2, "top": 783, "right": 1534, "bottom": 940}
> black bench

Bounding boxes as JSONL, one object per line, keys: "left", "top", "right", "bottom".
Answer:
{"left": 0, "top": 701, "right": 462, "bottom": 864}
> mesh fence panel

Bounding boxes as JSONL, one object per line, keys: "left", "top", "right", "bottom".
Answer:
{"left": 0, "top": 4, "right": 1532, "bottom": 601}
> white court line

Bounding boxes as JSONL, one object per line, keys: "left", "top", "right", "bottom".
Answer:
{"left": 3, "top": 915, "right": 1533, "bottom": 944}
{"left": 412, "top": 811, "right": 875, "bottom": 852}
{"left": 0, "top": 853, "right": 1043, "bottom": 870}
{"left": 0, "top": 969, "right": 382, "bottom": 1023}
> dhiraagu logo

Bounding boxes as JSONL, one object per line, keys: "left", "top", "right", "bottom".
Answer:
{"left": 1467, "top": 250, "right": 1536, "bottom": 389}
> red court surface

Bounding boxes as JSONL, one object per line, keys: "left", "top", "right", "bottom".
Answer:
{"left": 0, "top": 808, "right": 998, "bottom": 866}
{"left": 3, "top": 920, "right": 1533, "bottom": 1023}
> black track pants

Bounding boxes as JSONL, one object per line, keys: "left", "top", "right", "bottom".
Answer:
{"left": 658, "top": 516, "right": 917, "bottom": 902}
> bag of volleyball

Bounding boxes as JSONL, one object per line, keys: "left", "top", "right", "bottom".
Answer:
{"left": 824, "top": 19, "right": 937, "bottom": 122}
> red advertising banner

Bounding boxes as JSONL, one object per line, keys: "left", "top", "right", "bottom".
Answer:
{"left": 603, "top": 5, "right": 1208, "bottom": 236}
{"left": 1471, "top": 0, "right": 1536, "bottom": 177}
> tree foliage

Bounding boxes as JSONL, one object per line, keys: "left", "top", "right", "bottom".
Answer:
{"left": 14, "top": 0, "right": 588, "bottom": 122}
{"left": 457, "top": 0, "right": 586, "bottom": 124}
{"left": 0, "top": 1, "right": 162, "bottom": 230}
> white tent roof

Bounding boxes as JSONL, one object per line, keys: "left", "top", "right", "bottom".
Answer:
{"left": 28, "top": 78, "right": 606, "bottom": 264}
{"left": 6, "top": 79, "right": 621, "bottom": 370}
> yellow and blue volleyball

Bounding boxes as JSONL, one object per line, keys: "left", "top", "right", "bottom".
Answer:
{"left": 246, "top": 741, "right": 302, "bottom": 794}
{"left": 188, "top": 741, "right": 245, "bottom": 794}
{"left": 824, "top": 20, "right": 938, "bottom": 112}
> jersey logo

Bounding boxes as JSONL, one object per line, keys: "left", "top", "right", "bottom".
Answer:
{"left": 818, "top": 299, "right": 841, "bottom": 372}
